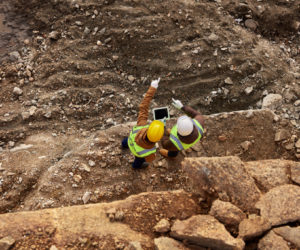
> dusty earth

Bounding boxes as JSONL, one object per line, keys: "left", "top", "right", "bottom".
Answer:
{"left": 0, "top": 0, "right": 299, "bottom": 249}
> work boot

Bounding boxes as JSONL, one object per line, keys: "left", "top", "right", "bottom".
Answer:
{"left": 159, "top": 149, "right": 169, "bottom": 158}
{"left": 140, "top": 162, "right": 149, "bottom": 168}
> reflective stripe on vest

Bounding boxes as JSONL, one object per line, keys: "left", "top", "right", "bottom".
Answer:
{"left": 170, "top": 119, "right": 204, "bottom": 151}
{"left": 191, "top": 119, "right": 204, "bottom": 136}
{"left": 128, "top": 125, "right": 156, "bottom": 157}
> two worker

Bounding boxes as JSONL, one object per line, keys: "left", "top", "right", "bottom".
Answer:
{"left": 122, "top": 78, "right": 204, "bottom": 169}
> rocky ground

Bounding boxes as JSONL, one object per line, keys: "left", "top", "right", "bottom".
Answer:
{"left": 0, "top": 0, "right": 299, "bottom": 249}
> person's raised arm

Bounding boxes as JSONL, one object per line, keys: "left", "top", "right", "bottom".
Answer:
{"left": 172, "top": 98, "right": 204, "bottom": 127}
{"left": 137, "top": 78, "right": 160, "bottom": 126}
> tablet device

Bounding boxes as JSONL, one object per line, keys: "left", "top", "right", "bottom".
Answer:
{"left": 152, "top": 107, "right": 170, "bottom": 122}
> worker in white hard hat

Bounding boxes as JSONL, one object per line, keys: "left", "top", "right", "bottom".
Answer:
{"left": 159, "top": 98, "right": 204, "bottom": 158}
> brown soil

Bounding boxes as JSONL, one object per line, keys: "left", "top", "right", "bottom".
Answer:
{"left": 0, "top": 0, "right": 299, "bottom": 248}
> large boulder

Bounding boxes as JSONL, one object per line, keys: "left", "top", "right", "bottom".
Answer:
{"left": 258, "top": 231, "right": 289, "bottom": 250}
{"left": 273, "top": 226, "right": 300, "bottom": 249}
{"left": 209, "top": 199, "right": 246, "bottom": 226}
{"left": 154, "top": 237, "right": 190, "bottom": 250}
{"left": 182, "top": 157, "right": 261, "bottom": 212}
{"left": 255, "top": 184, "right": 300, "bottom": 226}
{"left": 238, "top": 215, "right": 271, "bottom": 240}
{"left": 244, "top": 160, "right": 291, "bottom": 192}
{"left": 153, "top": 219, "right": 171, "bottom": 233}
{"left": 0, "top": 190, "right": 198, "bottom": 248}
{"left": 170, "top": 215, "right": 245, "bottom": 250}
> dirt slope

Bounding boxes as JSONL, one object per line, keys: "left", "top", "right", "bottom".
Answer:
{"left": 0, "top": 109, "right": 298, "bottom": 214}
{"left": 0, "top": 0, "right": 299, "bottom": 148}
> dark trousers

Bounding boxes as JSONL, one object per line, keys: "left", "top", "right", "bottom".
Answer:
{"left": 168, "top": 151, "right": 179, "bottom": 157}
{"left": 122, "top": 137, "right": 146, "bottom": 169}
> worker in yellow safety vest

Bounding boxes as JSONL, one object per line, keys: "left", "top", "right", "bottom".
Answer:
{"left": 122, "top": 78, "right": 164, "bottom": 169}
{"left": 159, "top": 98, "right": 204, "bottom": 158}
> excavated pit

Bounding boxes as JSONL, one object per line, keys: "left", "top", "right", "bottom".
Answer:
{"left": 0, "top": 0, "right": 299, "bottom": 249}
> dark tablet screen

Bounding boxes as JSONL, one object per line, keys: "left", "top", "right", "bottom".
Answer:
{"left": 154, "top": 108, "right": 169, "bottom": 120}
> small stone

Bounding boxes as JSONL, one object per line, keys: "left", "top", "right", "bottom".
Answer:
{"left": 99, "top": 27, "right": 106, "bottom": 35}
{"left": 75, "top": 21, "right": 83, "bottom": 26}
{"left": 295, "top": 139, "right": 300, "bottom": 148}
{"left": 154, "top": 237, "right": 188, "bottom": 250}
{"left": 83, "top": 27, "right": 90, "bottom": 34}
{"left": 106, "top": 118, "right": 114, "bottom": 125}
{"left": 106, "top": 207, "right": 116, "bottom": 216}
{"left": 21, "top": 112, "right": 30, "bottom": 120}
{"left": 96, "top": 40, "right": 102, "bottom": 46}
{"left": 273, "top": 115, "right": 280, "bottom": 122}
{"left": 44, "top": 111, "right": 52, "bottom": 118}
{"left": 246, "top": 110, "right": 254, "bottom": 118}
{"left": 88, "top": 160, "right": 96, "bottom": 167}
{"left": 73, "top": 175, "right": 82, "bottom": 183}
{"left": 49, "top": 31, "right": 60, "bottom": 40}
{"left": 284, "top": 143, "right": 294, "bottom": 150}
{"left": 79, "top": 237, "right": 88, "bottom": 244}
{"left": 274, "top": 129, "right": 290, "bottom": 142}
{"left": 127, "top": 241, "right": 143, "bottom": 250}
{"left": 9, "top": 51, "right": 20, "bottom": 62}
{"left": 128, "top": 75, "right": 135, "bottom": 82}
{"left": 82, "top": 191, "right": 91, "bottom": 204}
{"left": 213, "top": 49, "right": 218, "bottom": 56}
{"left": 245, "top": 19, "right": 258, "bottom": 30}
{"left": 241, "top": 141, "right": 251, "bottom": 151}
{"left": 154, "top": 219, "right": 171, "bottom": 233}
{"left": 244, "top": 86, "right": 254, "bottom": 95}
{"left": 100, "top": 162, "right": 107, "bottom": 168}
{"left": 29, "top": 106, "right": 37, "bottom": 116}
{"left": 19, "top": 79, "right": 25, "bottom": 85}
{"left": 0, "top": 236, "right": 15, "bottom": 250}
{"left": 218, "top": 135, "right": 227, "bottom": 142}
{"left": 79, "top": 163, "right": 91, "bottom": 172}
{"left": 24, "top": 39, "right": 30, "bottom": 45}
{"left": 294, "top": 100, "right": 300, "bottom": 106}
{"left": 50, "top": 246, "right": 58, "bottom": 250}
{"left": 112, "top": 55, "right": 119, "bottom": 61}
{"left": 13, "top": 87, "right": 23, "bottom": 95}
{"left": 262, "top": 94, "right": 283, "bottom": 109}
{"left": 26, "top": 69, "right": 32, "bottom": 77}
{"left": 104, "top": 37, "right": 112, "bottom": 43}
{"left": 208, "top": 33, "right": 219, "bottom": 41}
{"left": 115, "top": 210, "right": 125, "bottom": 221}
{"left": 224, "top": 77, "right": 233, "bottom": 85}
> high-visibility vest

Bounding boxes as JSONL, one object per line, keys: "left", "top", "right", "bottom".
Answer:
{"left": 170, "top": 119, "right": 204, "bottom": 151}
{"left": 128, "top": 125, "right": 156, "bottom": 158}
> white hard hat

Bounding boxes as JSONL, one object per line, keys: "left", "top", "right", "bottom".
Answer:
{"left": 177, "top": 115, "right": 193, "bottom": 136}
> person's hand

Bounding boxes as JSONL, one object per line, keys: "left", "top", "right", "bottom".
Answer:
{"left": 151, "top": 78, "right": 160, "bottom": 89}
{"left": 172, "top": 98, "right": 183, "bottom": 109}
{"left": 159, "top": 149, "right": 169, "bottom": 157}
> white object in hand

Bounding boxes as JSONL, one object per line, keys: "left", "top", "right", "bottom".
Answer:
{"left": 172, "top": 98, "right": 183, "bottom": 109}
{"left": 151, "top": 78, "right": 160, "bottom": 89}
